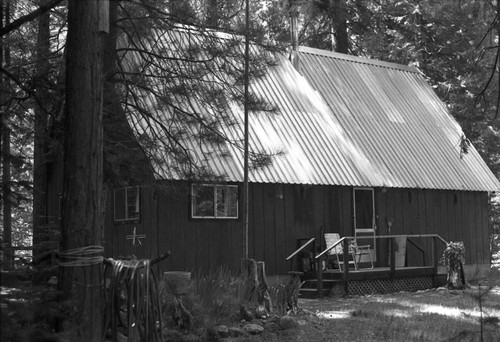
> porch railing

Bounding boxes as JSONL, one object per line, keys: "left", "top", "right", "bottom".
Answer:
{"left": 314, "top": 234, "right": 448, "bottom": 298}
{"left": 285, "top": 238, "right": 316, "bottom": 273}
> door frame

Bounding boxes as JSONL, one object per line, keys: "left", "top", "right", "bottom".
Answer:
{"left": 353, "top": 187, "right": 377, "bottom": 262}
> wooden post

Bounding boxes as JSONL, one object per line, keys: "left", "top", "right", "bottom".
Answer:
{"left": 432, "top": 237, "right": 438, "bottom": 274}
{"left": 390, "top": 237, "right": 396, "bottom": 278}
{"left": 343, "top": 238, "right": 349, "bottom": 295}
{"left": 317, "top": 256, "right": 323, "bottom": 298}
{"left": 257, "top": 261, "right": 272, "bottom": 312}
{"left": 240, "top": 258, "right": 258, "bottom": 302}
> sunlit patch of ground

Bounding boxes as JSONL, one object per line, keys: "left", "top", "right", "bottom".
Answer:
{"left": 315, "top": 310, "right": 351, "bottom": 319}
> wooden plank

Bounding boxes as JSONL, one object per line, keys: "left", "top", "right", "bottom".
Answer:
{"left": 479, "top": 191, "right": 488, "bottom": 265}
{"left": 208, "top": 221, "right": 220, "bottom": 272}
{"left": 219, "top": 220, "right": 232, "bottom": 271}
{"left": 407, "top": 189, "right": 421, "bottom": 267}
{"left": 330, "top": 186, "right": 341, "bottom": 233}
{"left": 284, "top": 184, "right": 298, "bottom": 270}
{"left": 417, "top": 189, "right": 430, "bottom": 266}
{"left": 252, "top": 183, "right": 265, "bottom": 262}
{"left": 314, "top": 186, "right": 325, "bottom": 236}
{"left": 322, "top": 186, "right": 333, "bottom": 236}
{"left": 340, "top": 186, "right": 352, "bottom": 237}
{"left": 180, "top": 195, "right": 195, "bottom": 271}
{"left": 156, "top": 190, "right": 172, "bottom": 271}
{"left": 263, "top": 184, "right": 276, "bottom": 274}
{"left": 467, "top": 192, "right": 478, "bottom": 265}
{"left": 275, "top": 184, "right": 287, "bottom": 274}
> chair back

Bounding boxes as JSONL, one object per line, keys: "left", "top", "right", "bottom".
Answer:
{"left": 324, "top": 233, "right": 343, "bottom": 255}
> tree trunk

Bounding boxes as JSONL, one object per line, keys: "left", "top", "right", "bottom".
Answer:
{"left": 331, "top": 0, "right": 349, "bottom": 53}
{"left": 1, "top": 0, "right": 13, "bottom": 270}
{"left": 33, "top": 0, "right": 51, "bottom": 259}
{"left": 59, "top": 1, "right": 104, "bottom": 340}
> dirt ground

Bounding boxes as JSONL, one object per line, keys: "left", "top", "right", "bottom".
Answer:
{"left": 2, "top": 271, "right": 500, "bottom": 342}
{"left": 242, "top": 272, "right": 500, "bottom": 342}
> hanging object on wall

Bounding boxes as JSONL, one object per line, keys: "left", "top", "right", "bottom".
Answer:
{"left": 126, "top": 227, "right": 146, "bottom": 246}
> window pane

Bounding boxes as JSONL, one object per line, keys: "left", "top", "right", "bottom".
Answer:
{"left": 216, "top": 186, "right": 238, "bottom": 218}
{"left": 127, "top": 187, "right": 140, "bottom": 219}
{"left": 193, "top": 185, "right": 215, "bottom": 217}
{"left": 114, "top": 188, "right": 126, "bottom": 220}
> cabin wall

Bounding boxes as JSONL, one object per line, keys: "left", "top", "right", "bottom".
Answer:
{"left": 376, "top": 188, "right": 490, "bottom": 269}
{"left": 103, "top": 182, "right": 490, "bottom": 276}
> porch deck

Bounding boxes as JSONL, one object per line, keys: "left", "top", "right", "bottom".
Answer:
{"left": 299, "top": 266, "right": 447, "bottom": 298}
{"left": 287, "top": 234, "right": 449, "bottom": 298}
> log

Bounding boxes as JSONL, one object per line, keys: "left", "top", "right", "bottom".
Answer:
{"left": 257, "top": 261, "right": 272, "bottom": 312}
{"left": 240, "top": 258, "right": 259, "bottom": 302}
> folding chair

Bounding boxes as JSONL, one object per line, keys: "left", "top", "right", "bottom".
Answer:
{"left": 324, "top": 233, "right": 357, "bottom": 271}
{"left": 351, "top": 240, "right": 374, "bottom": 269}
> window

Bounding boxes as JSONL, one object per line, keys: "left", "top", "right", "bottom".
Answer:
{"left": 114, "top": 186, "right": 140, "bottom": 221}
{"left": 192, "top": 184, "right": 238, "bottom": 219}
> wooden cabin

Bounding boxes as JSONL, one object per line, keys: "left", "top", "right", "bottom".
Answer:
{"left": 102, "top": 41, "right": 500, "bottom": 294}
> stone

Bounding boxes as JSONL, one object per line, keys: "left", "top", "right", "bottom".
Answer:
{"left": 228, "top": 327, "right": 245, "bottom": 337}
{"left": 279, "top": 315, "right": 299, "bottom": 330}
{"left": 216, "top": 325, "right": 229, "bottom": 338}
{"left": 243, "top": 323, "right": 264, "bottom": 334}
{"left": 240, "top": 305, "right": 254, "bottom": 321}
{"left": 263, "top": 322, "right": 278, "bottom": 332}
{"left": 255, "top": 304, "right": 268, "bottom": 319}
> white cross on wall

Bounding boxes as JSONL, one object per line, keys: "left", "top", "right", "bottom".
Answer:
{"left": 126, "top": 227, "right": 146, "bottom": 246}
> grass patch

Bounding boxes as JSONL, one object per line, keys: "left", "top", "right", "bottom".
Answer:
{"left": 299, "top": 285, "right": 500, "bottom": 341}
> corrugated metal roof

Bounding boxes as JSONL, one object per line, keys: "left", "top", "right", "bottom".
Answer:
{"left": 123, "top": 32, "right": 500, "bottom": 192}
{"left": 293, "top": 47, "right": 500, "bottom": 191}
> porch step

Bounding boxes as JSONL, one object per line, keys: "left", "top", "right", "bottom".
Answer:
{"left": 299, "top": 279, "right": 342, "bottom": 299}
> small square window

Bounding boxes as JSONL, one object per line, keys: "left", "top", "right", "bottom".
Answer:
{"left": 114, "top": 186, "right": 140, "bottom": 221}
{"left": 192, "top": 184, "right": 238, "bottom": 219}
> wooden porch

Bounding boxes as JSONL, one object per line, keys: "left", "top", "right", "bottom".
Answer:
{"left": 286, "top": 234, "right": 449, "bottom": 298}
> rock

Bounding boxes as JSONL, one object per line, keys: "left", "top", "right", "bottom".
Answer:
{"left": 279, "top": 315, "right": 299, "bottom": 330}
{"left": 240, "top": 305, "right": 254, "bottom": 321}
{"left": 205, "top": 326, "right": 219, "bottom": 341}
{"left": 47, "top": 276, "right": 58, "bottom": 286}
{"left": 183, "top": 333, "right": 200, "bottom": 341}
{"left": 162, "top": 328, "right": 184, "bottom": 341}
{"left": 263, "top": 321, "right": 278, "bottom": 332}
{"left": 243, "top": 323, "right": 264, "bottom": 335}
{"left": 297, "top": 319, "right": 308, "bottom": 326}
{"left": 216, "top": 325, "right": 229, "bottom": 338}
{"left": 228, "top": 327, "right": 245, "bottom": 337}
{"left": 255, "top": 305, "right": 268, "bottom": 319}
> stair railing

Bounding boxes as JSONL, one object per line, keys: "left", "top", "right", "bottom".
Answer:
{"left": 285, "top": 237, "right": 316, "bottom": 273}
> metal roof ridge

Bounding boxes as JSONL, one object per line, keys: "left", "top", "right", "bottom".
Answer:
{"left": 297, "top": 46, "right": 419, "bottom": 73}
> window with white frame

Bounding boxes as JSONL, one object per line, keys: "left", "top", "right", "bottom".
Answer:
{"left": 191, "top": 184, "right": 238, "bottom": 219}
{"left": 114, "top": 186, "right": 140, "bottom": 221}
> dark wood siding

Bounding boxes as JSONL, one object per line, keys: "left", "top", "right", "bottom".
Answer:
{"left": 103, "top": 182, "right": 490, "bottom": 276}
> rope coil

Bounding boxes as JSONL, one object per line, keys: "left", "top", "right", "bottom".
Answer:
{"left": 57, "top": 245, "right": 104, "bottom": 267}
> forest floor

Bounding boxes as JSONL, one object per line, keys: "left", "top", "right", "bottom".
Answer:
{"left": 235, "top": 270, "right": 500, "bottom": 342}
{"left": 1, "top": 269, "right": 500, "bottom": 342}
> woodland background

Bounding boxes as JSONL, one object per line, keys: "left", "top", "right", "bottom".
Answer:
{"left": 1, "top": 0, "right": 500, "bottom": 305}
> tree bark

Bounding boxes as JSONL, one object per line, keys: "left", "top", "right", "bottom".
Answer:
{"left": 59, "top": 1, "right": 104, "bottom": 340}
{"left": 33, "top": 0, "right": 51, "bottom": 259}
{"left": 331, "top": 0, "right": 349, "bottom": 53}
{"left": 1, "top": 0, "right": 13, "bottom": 270}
